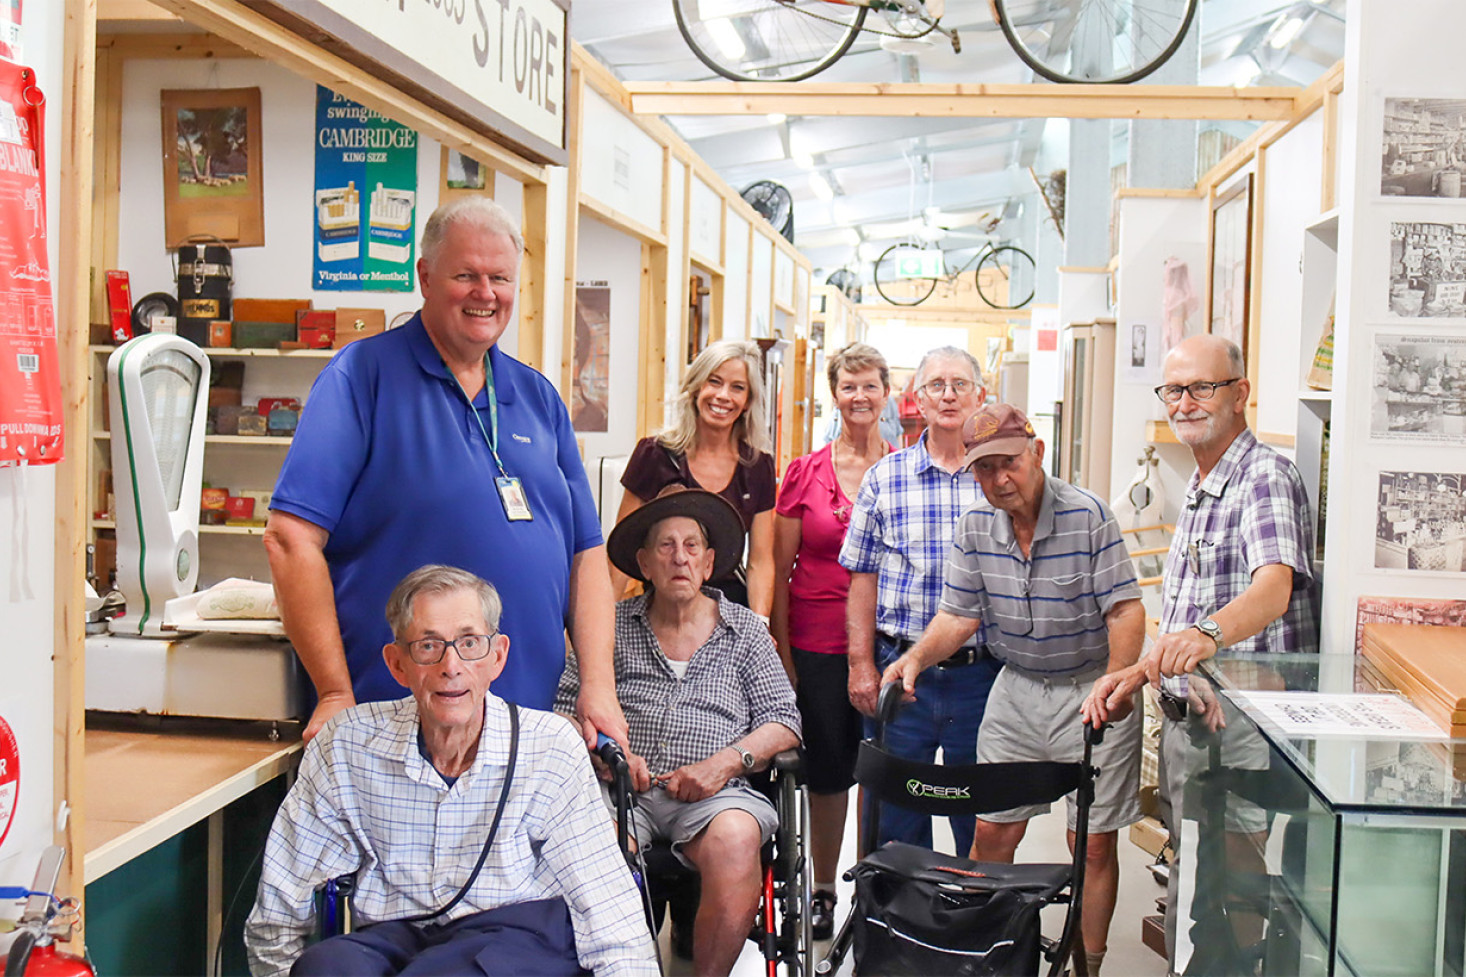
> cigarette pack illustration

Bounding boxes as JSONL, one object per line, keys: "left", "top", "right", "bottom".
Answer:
{"left": 316, "top": 182, "right": 360, "bottom": 262}
{"left": 367, "top": 183, "right": 416, "bottom": 263}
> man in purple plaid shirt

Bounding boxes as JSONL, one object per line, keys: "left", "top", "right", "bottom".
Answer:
{"left": 1083, "top": 333, "right": 1318, "bottom": 967}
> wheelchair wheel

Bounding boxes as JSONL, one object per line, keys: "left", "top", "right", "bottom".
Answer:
{"left": 673, "top": 0, "right": 868, "bottom": 83}
{"left": 974, "top": 244, "right": 1037, "bottom": 309}
{"left": 775, "top": 766, "right": 814, "bottom": 975}
{"left": 991, "top": 0, "right": 1199, "bottom": 85}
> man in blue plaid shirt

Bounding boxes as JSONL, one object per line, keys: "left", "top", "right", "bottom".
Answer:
{"left": 1083, "top": 334, "right": 1318, "bottom": 968}
{"left": 839, "top": 346, "right": 1004, "bottom": 855}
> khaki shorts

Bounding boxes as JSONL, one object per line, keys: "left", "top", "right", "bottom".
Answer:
{"left": 975, "top": 666, "right": 1143, "bottom": 834}
{"left": 603, "top": 780, "right": 778, "bottom": 868}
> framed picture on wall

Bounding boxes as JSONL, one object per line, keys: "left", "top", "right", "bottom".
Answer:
{"left": 160, "top": 87, "right": 264, "bottom": 247}
{"left": 1207, "top": 174, "right": 1253, "bottom": 360}
{"left": 440, "top": 148, "right": 492, "bottom": 205}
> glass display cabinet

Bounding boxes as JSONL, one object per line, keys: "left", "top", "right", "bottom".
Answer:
{"left": 1172, "top": 654, "right": 1466, "bottom": 977}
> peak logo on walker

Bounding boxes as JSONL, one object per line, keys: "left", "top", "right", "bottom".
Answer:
{"left": 906, "top": 779, "right": 970, "bottom": 800}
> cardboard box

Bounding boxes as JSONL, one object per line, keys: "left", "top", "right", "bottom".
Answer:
{"left": 233, "top": 298, "right": 312, "bottom": 324}
{"left": 209, "top": 320, "right": 233, "bottom": 348}
{"left": 296, "top": 309, "right": 336, "bottom": 348}
{"left": 105, "top": 270, "right": 133, "bottom": 343}
{"left": 1129, "top": 817, "right": 1170, "bottom": 860}
{"left": 224, "top": 496, "right": 256, "bottom": 521}
{"left": 232, "top": 321, "right": 298, "bottom": 349}
{"left": 333, "top": 308, "right": 386, "bottom": 348}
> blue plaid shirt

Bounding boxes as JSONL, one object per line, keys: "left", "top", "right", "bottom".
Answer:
{"left": 839, "top": 432, "right": 985, "bottom": 644}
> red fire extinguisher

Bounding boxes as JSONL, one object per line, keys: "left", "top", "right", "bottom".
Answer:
{"left": 3, "top": 847, "right": 94, "bottom": 977}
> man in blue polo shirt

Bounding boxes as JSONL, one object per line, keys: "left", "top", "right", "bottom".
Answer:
{"left": 882, "top": 403, "right": 1145, "bottom": 976}
{"left": 264, "top": 197, "right": 625, "bottom": 749}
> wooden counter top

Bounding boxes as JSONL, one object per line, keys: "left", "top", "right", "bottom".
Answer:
{"left": 85, "top": 726, "right": 301, "bottom": 884}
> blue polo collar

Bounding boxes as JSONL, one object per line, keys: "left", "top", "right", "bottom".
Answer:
{"left": 403, "top": 312, "right": 518, "bottom": 405}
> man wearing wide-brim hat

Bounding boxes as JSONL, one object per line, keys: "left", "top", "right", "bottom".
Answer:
{"left": 880, "top": 403, "right": 1146, "bottom": 977}
{"left": 555, "top": 488, "right": 801, "bottom": 977}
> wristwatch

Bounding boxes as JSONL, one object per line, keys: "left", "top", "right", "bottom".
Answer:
{"left": 1194, "top": 618, "right": 1225, "bottom": 650}
{"left": 730, "top": 744, "right": 756, "bottom": 772}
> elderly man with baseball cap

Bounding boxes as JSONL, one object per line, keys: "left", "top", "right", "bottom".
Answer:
{"left": 881, "top": 403, "right": 1146, "bottom": 976}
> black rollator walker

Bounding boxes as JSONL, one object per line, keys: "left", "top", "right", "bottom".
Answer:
{"left": 818, "top": 684, "right": 1106, "bottom": 977}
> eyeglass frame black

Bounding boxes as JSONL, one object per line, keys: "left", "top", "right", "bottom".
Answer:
{"left": 400, "top": 632, "right": 500, "bottom": 665}
{"left": 1153, "top": 377, "right": 1242, "bottom": 404}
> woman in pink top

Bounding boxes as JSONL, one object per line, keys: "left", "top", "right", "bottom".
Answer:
{"left": 771, "top": 342, "right": 891, "bottom": 940}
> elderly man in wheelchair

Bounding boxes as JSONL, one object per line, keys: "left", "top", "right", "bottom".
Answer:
{"left": 244, "top": 565, "right": 657, "bottom": 977}
{"left": 556, "top": 489, "right": 802, "bottom": 977}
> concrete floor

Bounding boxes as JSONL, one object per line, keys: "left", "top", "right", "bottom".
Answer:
{"left": 659, "top": 794, "right": 1171, "bottom": 977}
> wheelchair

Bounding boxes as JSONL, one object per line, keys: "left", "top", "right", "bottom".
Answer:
{"left": 818, "top": 683, "right": 1105, "bottom": 977}
{"left": 602, "top": 740, "right": 814, "bottom": 977}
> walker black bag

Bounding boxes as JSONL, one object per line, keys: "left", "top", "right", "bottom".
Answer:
{"left": 851, "top": 842, "right": 1065, "bottom": 976}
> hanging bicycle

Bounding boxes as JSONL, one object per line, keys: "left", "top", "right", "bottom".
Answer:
{"left": 872, "top": 239, "right": 1036, "bottom": 309}
{"left": 672, "top": 0, "right": 1199, "bottom": 86}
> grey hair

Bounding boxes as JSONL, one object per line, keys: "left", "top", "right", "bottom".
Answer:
{"left": 385, "top": 565, "right": 503, "bottom": 643}
{"left": 1220, "top": 338, "right": 1245, "bottom": 378}
{"left": 659, "top": 340, "right": 771, "bottom": 458}
{"left": 827, "top": 342, "right": 890, "bottom": 394}
{"left": 420, "top": 196, "right": 524, "bottom": 267}
{"left": 914, "top": 345, "right": 980, "bottom": 388}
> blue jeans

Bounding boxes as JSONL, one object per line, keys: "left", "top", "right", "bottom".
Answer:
{"left": 864, "top": 634, "right": 1001, "bottom": 856}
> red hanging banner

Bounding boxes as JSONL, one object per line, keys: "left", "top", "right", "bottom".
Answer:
{"left": 0, "top": 60, "right": 60, "bottom": 466}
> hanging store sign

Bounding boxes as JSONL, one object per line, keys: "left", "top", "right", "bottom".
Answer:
{"left": 244, "top": 0, "right": 568, "bottom": 166}
{"left": 313, "top": 87, "right": 418, "bottom": 293}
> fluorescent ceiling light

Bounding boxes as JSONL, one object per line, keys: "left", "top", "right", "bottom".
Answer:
{"left": 1267, "top": 14, "right": 1305, "bottom": 50}
{"left": 706, "top": 18, "right": 746, "bottom": 61}
{"left": 766, "top": 113, "right": 787, "bottom": 126}
{"left": 1234, "top": 59, "right": 1261, "bottom": 87}
{"left": 809, "top": 172, "right": 835, "bottom": 202}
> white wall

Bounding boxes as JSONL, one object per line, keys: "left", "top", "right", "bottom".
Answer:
{"left": 1113, "top": 195, "right": 1208, "bottom": 518}
{"left": 115, "top": 59, "right": 471, "bottom": 344}
{"left": 0, "top": 0, "right": 61, "bottom": 893}
{"left": 722, "top": 213, "right": 748, "bottom": 340}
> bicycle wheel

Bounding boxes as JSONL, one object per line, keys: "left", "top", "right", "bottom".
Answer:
{"left": 673, "top": 0, "right": 868, "bottom": 83}
{"left": 992, "top": 0, "right": 1198, "bottom": 85}
{"left": 873, "top": 243, "right": 940, "bottom": 307}
{"left": 974, "top": 245, "right": 1036, "bottom": 309}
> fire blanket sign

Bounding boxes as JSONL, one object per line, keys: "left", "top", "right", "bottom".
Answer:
{"left": 312, "top": 86, "right": 418, "bottom": 293}
{"left": 0, "top": 61, "right": 61, "bottom": 466}
{"left": 0, "top": 714, "right": 18, "bottom": 852}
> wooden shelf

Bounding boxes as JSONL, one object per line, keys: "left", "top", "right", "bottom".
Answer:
{"left": 1298, "top": 389, "right": 1333, "bottom": 403}
{"left": 91, "top": 520, "right": 266, "bottom": 536}
{"left": 1145, "top": 420, "right": 1181, "bottom": 445}
{"left": 93, "top": 432, "right": 293, "bottom": 446}
{"left": 90, "top": 344, "right": 335, "bottom": 359}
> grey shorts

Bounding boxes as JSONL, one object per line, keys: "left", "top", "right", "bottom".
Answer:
{"left": 603, "top": 780, "right": 778, "bottom": 868}
{"left": 975, "top": 667, "right": 1143, "bottom": 834}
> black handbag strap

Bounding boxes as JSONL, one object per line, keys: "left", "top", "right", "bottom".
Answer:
{"left": 402, "top": 701, "right": 520, "bottom": 923}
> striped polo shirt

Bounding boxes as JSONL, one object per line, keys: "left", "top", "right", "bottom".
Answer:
{"left": 939, "top": 475, "right": 1140, "bottom": 677}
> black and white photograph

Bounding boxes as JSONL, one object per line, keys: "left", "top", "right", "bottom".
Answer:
{"left": 1370, "top": 333, "right": 1466, "bottom": 443}
{"left": 1382, "top": 98, "right": 1466, "bottom": 198}
{"left": 1388, "top": 221, "right": 1466, "bottom": 318}
{"left": 1376, "top": 471, "right": 1466, "bottom": 573}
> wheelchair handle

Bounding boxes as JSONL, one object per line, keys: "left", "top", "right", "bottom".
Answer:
{"left": 596, "top": 733, "right": 630, "bottom": 776}
{"left": 1085, "top": 721, "right": 1107, "bottom": 747}
{"left": 877, "top": 681, "right": 905, "bottom": 725}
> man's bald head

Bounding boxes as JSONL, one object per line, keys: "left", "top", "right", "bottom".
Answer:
{"left": 1165, "top": 334, "right": 1244, "bottom": 380}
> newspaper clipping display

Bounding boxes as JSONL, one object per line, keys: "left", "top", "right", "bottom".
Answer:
{"left": 1370, "top": 333, "right": 1466, "bottom": 443}
{"left": 1375, "top": 471, "right": 1466, "bottom": 573}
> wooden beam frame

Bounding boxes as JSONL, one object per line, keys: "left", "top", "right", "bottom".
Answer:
{"left": 147, "top": 0, "right": 547, "bottom": 185}
{"left": 624, "top": 81, "right": 1304, "bottom": 121}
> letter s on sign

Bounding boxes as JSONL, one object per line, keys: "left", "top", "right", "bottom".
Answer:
{"left": 472, "top": 0, "right": 490, "bottom": 67}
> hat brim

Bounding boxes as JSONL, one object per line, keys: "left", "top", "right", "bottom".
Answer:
{"left": 607, "top": 490, "right": 746, "bottom": 583}
{"left": 961, "top": 435, "right": 1034, "bottom": 469}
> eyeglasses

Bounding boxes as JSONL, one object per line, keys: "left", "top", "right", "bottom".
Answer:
{"left": 920, "top": 378, "right": 975, "bottom": 397}
{"left": 401, "top": 633, "right": 497, "bottom": 665}
{"left": 1153, "top": 378, "right": 1242, "bottom": 404}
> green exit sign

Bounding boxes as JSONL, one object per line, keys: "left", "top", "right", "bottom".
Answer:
{"left": 894, "top": 249, "right": 945, "bottom": 279}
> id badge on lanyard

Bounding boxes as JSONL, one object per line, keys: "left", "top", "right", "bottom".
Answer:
{"left": 465, "top": 352, "right": 534, "bottom": 522}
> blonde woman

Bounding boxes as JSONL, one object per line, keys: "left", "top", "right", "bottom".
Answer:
{"left": 614, "top": 340, "right": 776, "bottom": 613}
